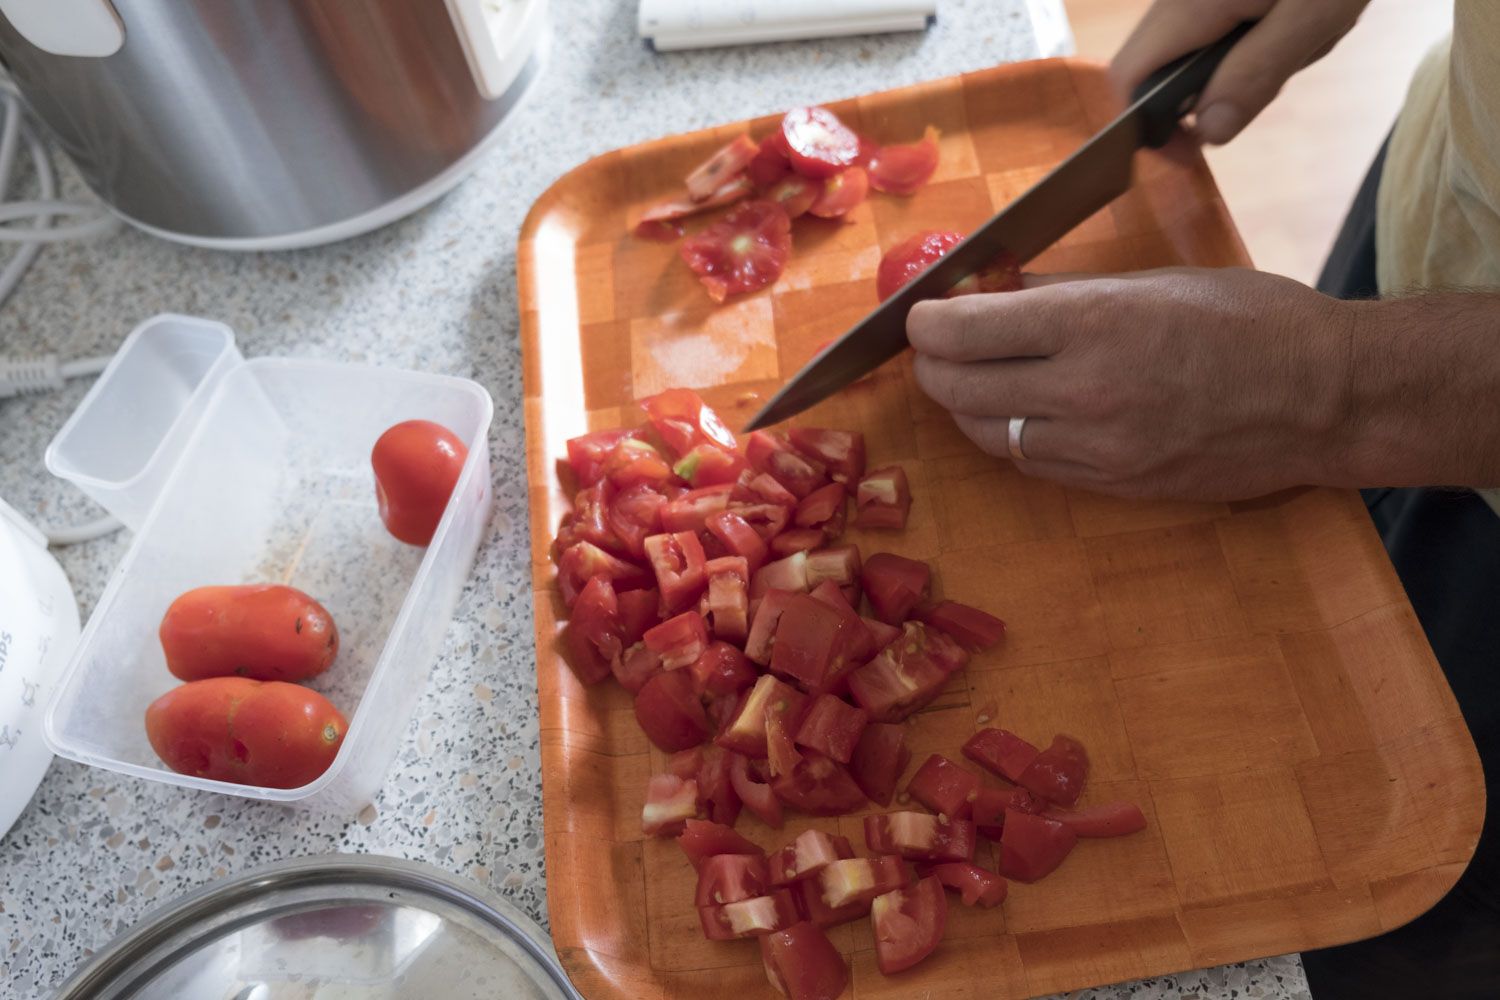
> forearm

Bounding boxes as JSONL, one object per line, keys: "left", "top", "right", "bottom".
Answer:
{"left": 1338, "top": 292, "right": 1500, "bottom": 489}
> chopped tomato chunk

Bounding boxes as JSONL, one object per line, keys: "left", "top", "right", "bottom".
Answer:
{"left": 696, "top": 853, "right": 771, "bottom": 907}
{"left": 961, "top": 728, "right": 1040, "bottom": 783}
{"left": 816, "top": 856, "right": 910, "bottom": 909}
{"left": 971, "top": 786, "right": 1044, "bottom": 840}
{"left": 927, "top": 862, "right": 1007, "bottom": 908}
{"left": 680, "top": 200, "right": 792, "bottom": 302}
{"left": 745, "top": 588, "right": 797, "bottom": 664}
{"left": 673, "top": 444, "right": 746, "bottom": 488}
{"left": 871, "top": 876, "right": 947, "bottom": 975}
{"left": 699, "top": 889, "right": 800, "bottom": 940}
{"left": 634, "top": 669, "right": 711, "bottom": 752}
{"left": 861, "top": 551, "right": 931, "bottom": 624}
{"left": 565, "top": 429, "right": 633, "bottom": 487}
{"left": 603, "top": 437, "right": 678, "bottom": 490}
{"left": 717, "top": 673, "right": 809, "bottom": 758}
{"left": 641, "top": 388, "right": 738, "bottom": 456}
{"left": 771, "top": 750, "right": 867, "bottom": 815}
{"left": 770, "top": 593, "right": 862, "bottom": 692}
{"left": 864, "top": 811, "right": 976, "bottom": 863}
{"left": 793, "top": 876, "right": 870, "bottom": 927}
{"left": 920, "top": 600, "right": 1007, "bottom": 653}
{"left": 847, "top": 622, "right": 965, "bottom": 722}
{"left": 643, "top": 530, "right": 708, "bottom": 615}
{"left": 751, "top": 551, "right": 810, "bottom": 604}
{"left": 849, "top": 722, "right": 910, "bottom": 807}
{"left": 705, "top": 556, "right": 751, "bottom": 642}
{"left": 781, "top": 106, "right": 862, "bottom": 179}
{"left": 808, "top": 166, "right": 869, "bottom": 219}
{"left": 906, "top": 753, "right": 980, "bottom": 820}
{"left": 642, "top": 773, "right": 699, "bottom": 837}
{"left": 705, "top": 510, "right": 769, "bottom": 574}
{"left": 607, "top": 483, "right": 668, "bottom": 558}
{"left": 661, "top": 484, "right": 733, "bottom": 534}
{"left": 610, "top": 640, "right": 662, "bottom": 694}
{"left": 1043, "top": 801, "right": 1147, "bottom": 838}
{"left": 794, "top": 483, "right": 847, "bottom": 531}
{"left": 997, "top": 810, "right": 1077, "bottom": 882}
{"left": 760, "top": 922, "right": 849, "bottom": 1000}
{"left": 788, "top": 428, "right": 865, "bottom": 489}
{"left": 730, "top": 750, "right": 784, "bottom": 828}
{"left": 767, "top": 174, "right": 821, "bottom": 218}
{"left": 748, "top": 131, "right": 794, "bottom": 189}
{"left": 559, "top": 621, "right": 611, "bottom": 686}
{"left": 638, "top": 174, "right": 754, "bottom": 226}
{"left": 686, "top": 134, "right": 759, "bottom": 202}
{"left": 679, "top": 817, "right": 763, "bottom": 870}
{"left": 794, "top": 693, "right": 869, "bottom": 764}
{"left": 643, "top": 610, "right": 710, "bottom": 670}
{"left": 688, "top": 639, "right": 756, "bottom": 697}
{"left": 854, "top": 466, "right": 912, "bottom": 530}
{"left": 805, "top": 547, "right": 862, "bottom": 606}
{"left": 571, "top": 574, "right": 625, "bottom": 661}
{"left": 557, "top": 541, "right": 651, "bottom": 607}
{"left": 732, "top": 469, "right": 800, "bottom": 508}
{"left": 770, "top": 528, "right": 827, "bottom": 558}
{"left": 747, "top": 431, "right": 829, "bottom": 499}
{"left": 769, "top": 829, "right": 856, "bottom": 887}
{"left": 1018, "top": 734, "right": 1090, "bottom": 807}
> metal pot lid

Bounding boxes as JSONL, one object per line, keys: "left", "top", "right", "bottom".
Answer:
{"left": 52, "top": 854, "right": 579, "bottom": 1000}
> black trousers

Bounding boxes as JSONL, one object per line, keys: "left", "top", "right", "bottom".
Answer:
{"left": 1299, "top": 142, "right": 1500, "bottom": 998}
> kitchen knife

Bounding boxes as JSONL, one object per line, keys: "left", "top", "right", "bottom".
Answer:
{"left": 744, "top": 22, "right": 1254, "bottom": 432}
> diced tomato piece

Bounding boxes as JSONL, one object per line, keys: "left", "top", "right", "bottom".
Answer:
{"left": 643, "top": 610, "right": 710, "bottom": 671}
{"left": 751, "top": 551, "right": 809, "bottom": 603}
{"left": 745, "top": 588, "right": 796, "bottom": 665}
{"left": 971, "top": 786, "right": 1044, "bottom": 840}
{"left": 793, "top": 694, "right": 868, "bottom": 764}
{"left": 871, "top": 876, "right": 947, "bottom": 975}
{"left": 788, "top": 428, "right": 865, "bottom": 489}
{"left": 906, "top": 754, "right": 980, "bottom": 821}
{"left": 571, "top": 481, "right": 624, "bottom": 553}
{"left": 781, "top": 106, "right": 862, "bottom": 179}
{"left": 638, "top": 174, "right": 755, "bottom": 226}
{"left": 864, "top": 811, "right": 976, "bottom": 863}
{"left": 867, "top": 126, "right": 940, "bottom": 196}
{"left": 704, "top": 556, "right": 751, "bottom": 642}
{"left": 760, "top": 922, "right": 849, "bottom": 1000}
{"left": 697, "top": 742, "right": 742, "bottom": 825}
{"left": 748, "top": 131, "right": 794, "bottom": 189}
{"left": 1018, "top": 734, "right": 1090, "bottom": 807}
{"left": 603, "top": 437, "right": 678, "bottom": 490}
{"left": 673, "top": 443, "right": 746, "bottom": 488}
{"left": 607, "top": 483, "right": 668, "bottom": 558}
{"left": 747, "top": 431, "right": 829, "bottom": 499}
{"left": 770, "top": 593, "right": 862, "bottom": 692}
{"left": 861, "top": 552, "right": 931, "bottom": 624}
{"left": 807, "top": 579, "right": 877, "bottom": 664}
{"left": 847, "top": 622, "right": 963, "bottom": 722}
{"left": 705, "top": 510, "right": 769, "bottom": 575}
{"left": 920, "top": 600, "right": 1007, "bottom": 653}
{"left": 998, "top": 810, "right": 1078, "bottom": 882}
{"left": 680, "top": 200, "right": 792, "bottom": 302}
{"left": 686, "top": 134, "right": 760, "bottom": 201}
{"left": 926, "top": 862, "right": 1007, "bottom": 908}
{"left": 699, "top": 890, "right": 799, "bottom": 940}
{"left": 718, "top": 673, "right": 809, "bottom": 757}
{"left": 617, "top": 588, "right": 661, "bottom": 646}
{"left": 557, "top": 541, "right": 651, "bottom": 606}
{"left": 1042, "top": 801, "right": 1148, "bottom": 838}
{"left": 634, "top": 669, "right": 711, "bottom": 752}
{"left": 642, "top": 774, "right": 699, "bottom": 837}
{"left": 793, "top": 876, "right": 870, "bottom": 928}
{"left": 849, "top": 722, "right": 910, "bottom": 807}
{"left": 862, "top": 616, "right": 902, "bottom": 650}
{"left": 808, "top": 166, "right": 868, "bottom": 219}
{"left": 769, "top": 830, "right": 856, "bottom": 888}
{"left": 550, "top": 512, "right": 580, "bottom": 566}
{"left": 611, "top": 641, "right": 663, "bottom": 694}
{"left": 805, "top": 547, "right": 862, "bottom": 604}
{"left": 559, "top": 621, "right": 612, "bottom": 686}
{"left": 767, "top": 174, "right": 821, "bottom": 218}
{"left": 771, "top": 751, "right": 867, "bottom": 815}
{"left": 570, "top": 575, "right": 625, "bottom": 660}
{"left": 815, "top": 856, "right": 910, "bottom": 909}
{"left": 876, "top": 230, "right": 963, "bottom": 302}
{"left": 766, "top": 709, "right": 804, "bottom": 779}
{"left": 961, "top": 728, "right": 1040, "bottom": 783}
{"left": 794, "top": 483, "right": 846, "bottom": 531}
{"left": 679, "top": 817, "right": 763, "bottom": 869}
{"left": 661, "top": 484, "right": 733, "bottom": 534}
{"left": 734, "top": 502, "right": 793, "bottom": 542}
{"left": 566, "top": 429, "right": 634, "bottom": 487}
{"left": 644, "top": 531, "right": 708, "bottom": 614}
{"left": 641, "top": 388, "right": 739, "bottom": 456}
{"left": 730, "top": 750, "right": 784, "bottom": 828}
{"left": 732, "top": 469, "right": 800, "bottom": 508}
{"left": 668, "top": 746, "right": 704, "bottom": 780}
{"left": 770, "top": 529, "right": 826, "bottom": 558}
{"left": 696, "top": 853, "right": 772, "bottom": 907}
{"left": 854, "top": 466, "right": 912, "bottom": 530}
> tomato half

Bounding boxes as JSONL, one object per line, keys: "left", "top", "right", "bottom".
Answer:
{"left": 867, "top": 126, "right": 940, "bottom": 195}
{"left": 849, "top": 722, "right": 910, "bottom": 807}
{"left": 606, "top": 482, "right": 667, "bottom": 558}
{"left": 641, "top": 773, "right": 699, "bottom": 837}
{"left": 815, "top": 856, "right": 910, "bottom": 909}
{"left": 634, "top": 669, "right": 711, "bottom": 752}
{"left": 906, "top": 753, "right": 980, "bottom": 821}
{"left": 871, "top": 876, "right": 947, "bottom": 975}
{"left": 717, "top": 673, "right": 809, "bottom": 758}
{"left": 371, "top": 419, "right": 468, "bottom": 546}
{"left": 769, "top": 829, "right": 856, "bottom": 887}
{"left": 748, "top": 131, "right": 794, "bottom": 189}
{"left": 861, "top": 551, "right": 932, "bottom": 624}
{"left": 747, "top": 431, "right": 829, "bottom": 499}
{"left": 1042, "top": 801, "right": 1148, "bottom": 838}
{"left": 643, "top": 530, "right": 708, "bottom": 614}
{"left": 781, "top": 106, "right": 863, "bottom": 179}
{"left": 919, "top": 600, "right": 1007, "bottom": 653}
{"left": 927, "top": 862, "right": 1007, "bottom": 908}
{"left": 997, "top": 810, "right": 1078, "bottom": 882}
{"left": 767, "top": 174, "right": 821, "bottom": 218}
{"left": 808, "top": 166, "right": 869, "bottom": 219}
{"left": 854, "top": 466, "right": 912, "bottom": 530}
{"left": 641, "top": 387, "right": 739, "bottom": 456}
{"left": 699, "top": 890, "right": 800, "bottom": 940}
{"left": 673, "top": 443, "right": 746, "bottom": 487}
{"left": 788, "top": 428, "right": 866, "bottom": 489}
{"left": 571, "top": 575, "right": 625, "bottom": 661}
{"left": 864, "top": 811, "right": 976, "bottom": 863}
{"left": 661, "top": 484, "right": 732, "bottom": 534}
{"left": 793, "top": 693, "right": 869, "bottom": 764}
{"left": 1017, "top": 734, "right": 1090, "bottom": 807}
{"left": 686, "top": 134, "right": 760, "bottom": 201}
{"left": 961, "top": 728, "right": 1040, "bottom": 783}
{"left": 679, "top": 817, "right": 763, "bottom": 869}
{"left": 771, "top": 751, "right": 867, "bottom": 815}
{"left": 696, "top": 853, "right": 772, "bottom": 909}
{"left": 705, "top": 556, "right": 752, "bottom": 643}
{"left": 730, "top": 750, "right": 784, "bottom": 828}
{"left": 760, "top": 922, "right": 849, "bottom": 1000}
{"left": 705, "top": 510, "right": 769, "bottom": 575}
{"left": 876, "top": 230, "right": 964, "bottom": 302}
{"left": 680, "top": 200, "right": 792, "bottom": 302}
{"left": 159, "top": 584, "right": 338, "bottom": 684}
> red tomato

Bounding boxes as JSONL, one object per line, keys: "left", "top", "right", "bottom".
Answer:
{"left": 1018, "top": 734, "right": 1090, "bottom": 807}
{"left": 769, "top": 829, "right": 855, "bottom": 887}
{"left": 730, "top": 750, "right": 784, "bottom": 828}
{"left": 679, "top": 817, "right": 763, "bottom": 869}
{"left": 680, "top": 200, "right": 792, "bottom": 302}
{"left": 862, "top": 616, "right": 902, "bottom": 650}
{"left": 794, "top": 693, "right": 869, "bottom": 764}
{"left": 793, "top": 876, "right": 871, "bottom": 928}
{"left": 606, "top": 482, "right": 667, "bottom": 558}
{"left": 847, "top": 622, "right": 964, "bottom": 722}
{"left": 849, "top": 722, "right": 910, "bottom": 807}
{"left": 788, "top": 428, "right": 866, "bottom": 489}
{"left": 771, "top": 751, "right": 867, "bottom": 814}
{"left": 734, "top": 502, "right": 793, "bottom": 543}
{"left": 864, "top": 811, "right": 976, "bottom": 863}
{"left": 806, "top": 579, "right": 876, "bottom": 665}
{"left": 747, "top": 431, "right": 829, "bottom": 499}
{"left": 770, "top": 593, "right": 861, "bottom": 692}
{"left": 643, "top": 531, "right": 708, "bottom": 614}
{"left": 875, "top": 230, "right": 964, "bottom": 302}
{"left": 793, "top": 483, "right": 847, "bottom": 531}
{"left": 559, "top": 621, "right": 611, "bottom": 685}
{"left": 767, "top": 174, "right": 821, "bottom": 218}
{"left": 145, "top": 677, "right": 346, "bottom": 789}
{"left": 633, "top": 218, "right": 683, "bottom": 242}
{"left": 867, "top": 126, "right": 940, "bottom": 195}
{"left": 781, "top": 106, "right": 862, "bottom": 179}
{"left": 997, "top": 810, "right": 1078, "bottom": 882}
{"left": 696, "top": 853, "right": 772, "bottom": 906}
{"left": 643, "top": 610, "right": 709, "bottom": 670}
{"left": 927, "top": 862, "right": 1007, "bottom": 908}
{"left": 731, "top": 469, "right": 800, "bottom": 508}
{"left": 571, "top": 482, "right": 625, "bottom": 553}
{"left": 760, "top": 922, "right": 849, "bottom": 1000}
{"left": 371, "top": 419, "right": 468, "bottom": 546}
{"left": 673, "top": 443, "right": 746, "bottom": 487}
{"left": 805, "top": 548, "right": 862, "bottom": 607}
{"left": 616, "top": 587, "right": 661, "bottom": 646}
{"left": 634, "top": 669, "right": 711, "bottom": 752}
{"left": 686, "top": 134, "right": 760, "bottom": 201}
{"left": 919, "top": 600, "right": 1007, "bottom": 653}
{"left": 689, "top": 639, "right": 754, "bottom": 700}
{"left": 748, "top": 132, "right": 794, "bottom": 189}
{"left": 961, "top": 727, "right": 1040, "bottom": 783}
{"left": 641, "top": 388, "right": 738, "bottom": 456}
{"left": 699, "top": 890, "right": 800, "bottom": 940}
{"left": 1043, "top": 801, "right": 1147, "bottom": 838}
{"left": 861, "top": 551, "right": 932, "bottom": 624}
{"left": 815, "top": 856, "right": 910, "bottom": 909}
{"left": 642, "top": 773, "right": 699, "bottom": 836}
{"left": 661, "top": 484, "right": 732, "bottom": 534}
{"left": 603, "top": 437, "right": 678, "bottom": 490}
{"left": 705, "top": 510, "right": 769, "bottom": 575}
{"left": 906, "top": 754, "right": 980, "bottom": 821}
{"left": 697, "top": 743, "right": 742, "bottom": 825}
{"left": 637, "top": 175, "right": 754, "bottom": 226}
{"left": 744, "top": 588, "right": 796, "bottom": 664}
{"left": 871, "top": 876, "right": 947, "bottom": 975}
{"left": 557, "top": 540, "right": 651, "bottom": 606}
{"left": 808, "top": 166, "right": 869, "bottom": 219}
{"left": 571, "top": 575, "right": 625, "bottom": 660}
{"left": 766, "top": 711, "right": 803, "bottom": 779}
{"left": 610, "top": 641, "right": 663, "bottom": 694}
{"left": 971, "top": 786, "right": 1045, "bottom": 840}
{"left": 854, "top": 466, "right": 912, "bottom": 530}
{"left": 159, "top": 584, "right": 338, "bottom": 683}
{"left": 565, "top": 429, "right": 633, "bottom": 487}
{"left": 717, "top": 673, "right": 809, "bottom": 758}
{"left": 705, "top": 555, "right": 752, "bottom": 642}
{"left": 751, "top": 552, "right": 811, "bottom": 604}
{"left": 770, "top": 528, "right": 826, "bottom": 558}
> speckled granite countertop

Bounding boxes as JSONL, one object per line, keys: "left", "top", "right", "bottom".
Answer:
{"left": 0, "top": 2, "right": 1310, "bottom": 997}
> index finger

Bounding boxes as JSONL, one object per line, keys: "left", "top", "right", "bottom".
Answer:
{"left": 906, "top": 287, "right": 1069, "bottom": 363}
{"left": 1108, "top": 0, "right": 1274, "bottom": 101}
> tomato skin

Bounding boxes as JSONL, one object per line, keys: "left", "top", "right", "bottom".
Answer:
{"left": 371, "top": 420, "right": 468, "bottom": 546}
{"left": 871, "top": 876, "right": 948, "bottom": 975}
{"left": 876, "top": 230, "right": 964, "bottom": 302}
{"left": 961, "top": 728, "right": 1040, "bottom": 783}
{"left": 616, "top": 588, "right": 661, "bottom": 646}
{"left": 807, "top": 579, "right": 877, "bottom": 664}
{"left": 781, "top": 106, "right": 863, "bottom": 179}
{"left": 849, "top": 722, "right": 910, "bottom": 807}
{"left": 808, "top": 166, "right": 869, "bottom": 219}
{"left": 861, "top": 552, "right": 932, "bottom": 625}
{"left": 641, "top": 388, "right": 738, "bottom": 456}
{"left": 145, "top": 677, "right": 346, "bottom": 789}
{"left": 867, "top": 126, "right": 940, "bottom": 196}
{"left": 854, "top": 466, "right": 912, "bottom": 530}
{"left": 788, "top": 428, "right": 865, "bottom": 489}
{"left": 998, "top": 809, "right": 1078, "bottom": 882}
{"left": 1044, "top": 801, "right": 1148, "bottom": 838}
{"left": 571, "top": 575, "right": 626, "bottom": 660}
{"left": 679, "top": 818, "right": 764, "bottom": 870}
{"left": 770, "top": 528, "right": 826, "bottom": 558}
{"left": 769, "top": 829, "right": 856, "bottom": 887}
{"left": 730, "top": 750, "right": 785, "bottom": 828}
{"left": 747, "top": 432, "right": 829, "bottom": 499}
{"left": 760, "top": 922, "right": 849, "bottom": 1000}
{"left": 919, "top": 600, "right": 1007, "bottom": 653}
{"left": 159, "top": 584, "right": 338, "bottom": 683}
{"left": 906, "top": 754, "right": 980, "bottom": 821}
{"left": 927, "top": 862, "right": 1007, "bottom": 908}
{"left": 634, "top": 669, "right": 711, "bottom": 752}
{"left": 794, "top": 693, "right": 869, "bottom": 764}
{"left": 771, "top": 750, "right": 867, "bottom": 814}
{"left": 696, "top": 853, "right": 772, "bottom": 907}
{"left": 1017, "top": 734, "right": 1090, "bottom": 807}
{"left": 680, "top": 200, "right": 793, "bottom": 302}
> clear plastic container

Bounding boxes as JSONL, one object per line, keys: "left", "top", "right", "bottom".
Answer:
{"left": 43, "top": 317, "right": 494, "bottom": 812}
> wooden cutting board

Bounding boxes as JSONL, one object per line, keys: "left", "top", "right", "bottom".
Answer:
{"left": 518, "top": 58, "right": 1483, "bottom": 1000}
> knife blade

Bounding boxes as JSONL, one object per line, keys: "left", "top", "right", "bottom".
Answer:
{"left": 744, "top": 22, "right": 1253, "bottom": 432}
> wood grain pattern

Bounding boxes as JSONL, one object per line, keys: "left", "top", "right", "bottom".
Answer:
{"left": 518, "top": 59, "right": 1484, "bottom": 999}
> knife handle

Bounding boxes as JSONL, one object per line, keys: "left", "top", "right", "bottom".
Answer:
{"left": 1131, "top": 20, "right": 1255, "bottom": 148}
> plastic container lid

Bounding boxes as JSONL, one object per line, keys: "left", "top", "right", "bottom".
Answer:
{"left": 51, "top": 855, "right": 579, "bottom": 999}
